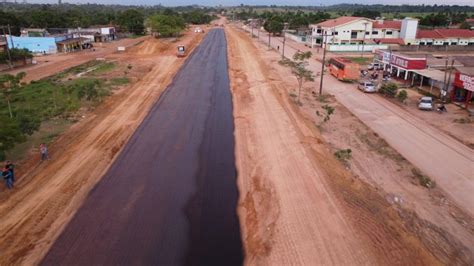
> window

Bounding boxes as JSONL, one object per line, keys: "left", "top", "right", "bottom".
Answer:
{"left": 451, "top": 42, "right": 457, "bottom": 45}
{"left": 443, "top": 42, "right": 449, "bottom": 45}
{"left": 317, "top": 29, "right": 322, "bottom": 34}
{"left": 365, "top": 31, "right": 370, "bottom": 35}
{"left": 334, "top": 31, "right": 338, "bottom": 35}
{"left": 386, "top": 31, "right": 392, "bottom": 35}
{"left": 372, "top": 30, "right": 378, "bottom": 35}
{"left": 420, "top": 42, "right": 426, "bottom": 45}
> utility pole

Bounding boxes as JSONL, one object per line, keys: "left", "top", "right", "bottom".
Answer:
{"left": 360, "top": 22, "right": 368, "bottom": 59}
{"left": 319, "top": 33, "right": 330, "bottom": 95}
{"left": 1, "top": 26, "right": 13, "bottom": 69}
{"left": 443, "top": 59, "right": 455, "bottom": 103}
{"left": 7, "top": 24, "right": 14, "bottom": 49}
{"left": 442, "top": 58, "right": 448, "bottom": 98}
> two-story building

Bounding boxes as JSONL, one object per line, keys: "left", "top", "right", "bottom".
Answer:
{"left": 307, "top": 16, "right": 419, "bottom": 51}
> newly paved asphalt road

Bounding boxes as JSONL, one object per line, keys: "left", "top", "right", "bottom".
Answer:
{"left": 42, "top": 29, "right": 243, "bottom": 265}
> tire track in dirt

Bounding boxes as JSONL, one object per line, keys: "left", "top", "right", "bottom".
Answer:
{"left": 226, "top": 25, "right": 441, "bottom": 265}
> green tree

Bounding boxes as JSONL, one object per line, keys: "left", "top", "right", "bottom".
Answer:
{"left": 146, "top": 14, "right": 185, "bottom": 38}
{"left": 0, "top": 72, "right": 26, "bottom": 118}
{"left": 264, "top": 16, "right": 284, "bottom": 48}
{"left": 0, "top": 115, "right": 25, "bottom": 161}
{"left": 352, "top": 9, "right": 381, "bottom": 19}
{"left": 279, "top": 51, "right": 315, "bottom": 104}
{"left": 118, "top": 9, "right": 145, "bottom": 35}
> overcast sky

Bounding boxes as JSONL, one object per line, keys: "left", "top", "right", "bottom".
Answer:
{"left": 15, "top": 0, "right": 474, "bottom": 6}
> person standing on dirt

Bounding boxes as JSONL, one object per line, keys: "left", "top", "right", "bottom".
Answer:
{"left": 40, "top": 143, "right": 49, "bottom": 161}
{"left": 2, "top": 167, "right": 13, "bottom": 189}
{"left": 5, "top": 161, "right": 15, "bottom": 182}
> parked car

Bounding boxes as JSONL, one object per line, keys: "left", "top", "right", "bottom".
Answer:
{"left": 367, "top": 63, "right": 382, "bottom": 70}
{"left": 418, "top": 97, "right": 434, "bottom": 111}
{"left": 358, "top": 81, "right": 377, "bottom": 93}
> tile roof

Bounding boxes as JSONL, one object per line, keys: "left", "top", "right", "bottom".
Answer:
{"left": 314, "top": 16, "right": 367, "bottom": 28}
{"left": 416, "top": 29, "right": 474, "bottom": 39}
{"left": 373, "top": 21, "right": 402, "bottom": 29}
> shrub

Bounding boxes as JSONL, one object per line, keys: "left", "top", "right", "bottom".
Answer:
{"left": 334, "top": 149, "right": 352, "bottom": 163}
{"left": 396, "top": 89, "right": 408, "bottom": 103}
{"left": 379, "top": 82, "right": 398, "bottom": 98}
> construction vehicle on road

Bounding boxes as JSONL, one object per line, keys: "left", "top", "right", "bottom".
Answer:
{"left": 177, "top": 45, "right": 186, "bottom": 57}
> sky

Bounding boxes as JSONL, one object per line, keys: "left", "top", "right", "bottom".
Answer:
{"left": 12, "top": 0, "right": 474, "bottom": 6}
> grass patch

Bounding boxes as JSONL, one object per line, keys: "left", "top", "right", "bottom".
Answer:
{"left": 5, "top": 119, "right": 71, "bottom": 162}
{"left": 0, "top": 60, "right": 117, "bottom": 160}
{"left": 411, "top": 168, "right": 436, "bottom": 188}
{"left": 110, "top": 77, "right": 130, "bottom": 86}
{"left": 90, "top": 62, "right": 115, "bottom": 75}
{"left": 345, "top": 57, "right": 372, "bottom": 65}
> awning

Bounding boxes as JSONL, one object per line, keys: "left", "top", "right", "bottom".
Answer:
{"left": 412, "top": 68, "right": 455, "bottom": 83}
{"left": 56, "top": 37, "right": 89, "bottom": 45}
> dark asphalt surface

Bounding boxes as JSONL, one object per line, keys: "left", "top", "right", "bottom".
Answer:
{"left": 41, "top": 29, "right": 243, "bottom": 266}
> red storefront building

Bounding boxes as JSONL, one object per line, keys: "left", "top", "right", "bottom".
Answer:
{"left": 375, "top": 50, "right": 427, "bottom": 80}
{"left": 452, "top": 67, "right": 474, "bottom": 109}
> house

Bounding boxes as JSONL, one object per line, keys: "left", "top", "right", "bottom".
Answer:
{"left": 374, "top": 50, "right": 427, "bottom": 80}
{"left": 415, "top": 29, "right": 474, "bottom": 46}
{"left": 68, "top": 27, "right": 117, "bottom": 42}
{"left": 307, "top": 16, "right": 418, "bottom": 51}
{"left": 20, "top": 28, "right": 49, "bottom": 37}
{"left": 6, "top": 35, "right": 64, "bottom": 54}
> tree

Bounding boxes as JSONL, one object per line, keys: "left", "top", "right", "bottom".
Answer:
{"left": 0, "top": 72, "right": 26, "bottom": 118}
{"left": 146, "top": 14, "right": 185, "bottom": 38}
{"left": 263, "top": 16, "right": 284, "bottom": 48}
{"left": 279, "top": 51, "right": 315, "bottom": 104}
{"left": 353, "top": 9, "right": 381, "bottom": 20}
{"left": 118, "top": 9, "right": 145, "bottom": 35}
{"left": 0, "top": 115, "right": 25, "bottom": 161}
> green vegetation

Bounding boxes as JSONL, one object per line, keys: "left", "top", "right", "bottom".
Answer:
{"left": 352, "top": 9, "right": 381, "bottom": 19}
{"left": 110, "top": 77, "right": 130, "bottom": 86}
{"left": 279, "top": 51, "right": 314, "bottom": 104}
{"left": 146, "top": 13, "right": 186, "bottom": 37}
{"left": 232, "top": 9, "right": 330, "bottom": 30}
{"left": 345, "top": 57, "right": 372, "bottom": 65}
{"left": 117, "top": 9, "right": 145, "bottom": 35}
{"left": 0, "top": 3, "right": 217, "bottom": 35}
{"left": 379, "top": 82, "right": 398, "bottom": 98}
{"left": 0, "top": 60, "right": 122, "bottom": 160}
{"left": 412, "top": 168, "right": 436, "bottom": 188}
{"left": 396, "top": 90, "right": 408, "bottom": 103}
{"left": 0, "top": 48, "right": 33, "bottom": 64}
{"left": 316, "top": 104, "right": 335, "bottom": 126}
{"left": 334, "top": 149, "right": 352, "bottom": 163}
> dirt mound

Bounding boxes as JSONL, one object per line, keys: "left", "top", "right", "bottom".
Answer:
{"left": 127, "top": 38, "right": 168, "bottom": 56}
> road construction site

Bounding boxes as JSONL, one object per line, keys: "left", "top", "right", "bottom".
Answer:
{"left": 0, "top": 20, "right": 472, "bottom": 265}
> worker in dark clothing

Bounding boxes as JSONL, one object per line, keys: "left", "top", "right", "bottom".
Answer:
{"left": 5, "top": 161, "right": 14, "bottom": 182}
{"left": 2, "top": 168, "right": 13, "bottom": 189}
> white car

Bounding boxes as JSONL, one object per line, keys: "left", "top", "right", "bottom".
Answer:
{"left": 418, "top": 97, "right": 434, "bottom": 111}
{"left": 358, "top": 81, "right": 377, "bottom": 93}
{"left": 194, "top": 27, "right": 202, "bottom": 33}
{"left": 367, "top": 63, "right": 381, "bottom": 70}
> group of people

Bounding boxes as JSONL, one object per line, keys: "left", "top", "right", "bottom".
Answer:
{"left": 2, "top": 143, "right": 50, "bottom": 190}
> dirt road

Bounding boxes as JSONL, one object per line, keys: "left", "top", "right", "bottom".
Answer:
{"left": 242, "top": 25, "right": 474, "bottom": 216}
{"left": 41, "top": 29, "right": 243, "bottom": 265}
{"left": 4, "top": 36, "right": 147, "bottom": 82}
{"left": 0, "top": 30, "right": 205, "bottom": 265}
{"left": 227, "top": 26, "right": 439, "bottom": 265}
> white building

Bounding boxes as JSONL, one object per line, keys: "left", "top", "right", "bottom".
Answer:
{"left": 307, "top": 16, "right": 418, "bottom": 51}
{"left": 414, "top": 29, "right": 474, "bottom": 46}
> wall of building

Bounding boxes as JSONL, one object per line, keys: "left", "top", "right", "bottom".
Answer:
{"left": 311, "top": 19, "right": 373, "bottom": 44}
{"left": 327, "top": 43, "right": 388, "bottom": 52}
{"left": 7, "top": 36, "right": 58, "bottom": 54}
{"left": 398, "top": 44, "right": 474, "bottom": 52}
